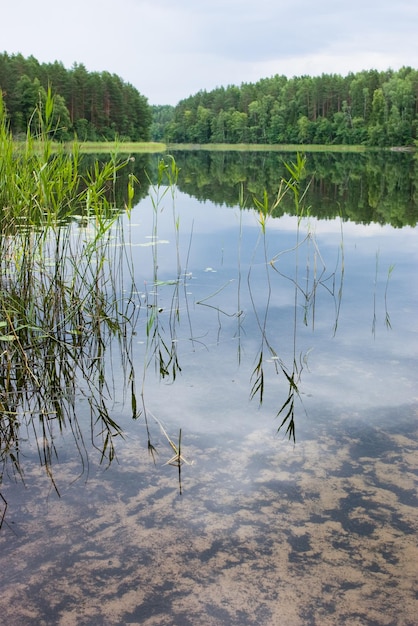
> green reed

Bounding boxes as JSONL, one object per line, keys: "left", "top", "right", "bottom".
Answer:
{"left": 144, "top": 156, "right": 182, "bottom": 382}
{"left": 372, "top": 250, "right": 395, "bottom": 336}
{"left": 0, "top": 89, "right": 138, "bottom": 494}
{"left": 137, "top": 156, "right": 188, "bottom": 463}
{"left": 250, "top": 153, "right": 344, "bottom": 442}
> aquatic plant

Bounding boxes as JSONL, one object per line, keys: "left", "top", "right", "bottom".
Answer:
{"left": 135, "top": 156, "right": 193, "bottom": 467}
{"left": 0, "top": 89, "right": 139, "bottom": 494}
{"left": 372, "top": 250, "right": 395, "bottom": 335}
{"left": 1, "top": 99, "right": 349, "bottom": 524}
{"left": 250, "top": 153, "right": 344, "bottom": 441}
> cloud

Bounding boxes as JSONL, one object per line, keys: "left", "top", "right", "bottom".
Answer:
{"left": 2, "top": 0, "right": 418, "bottom": 104}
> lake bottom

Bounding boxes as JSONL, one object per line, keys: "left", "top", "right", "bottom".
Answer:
{"left": 0, "top": 404, "right": 417, "bottom": 626}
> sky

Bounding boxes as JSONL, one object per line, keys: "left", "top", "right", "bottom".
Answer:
{"left": 2, "top": 0, "right": 418, "bottom": 106}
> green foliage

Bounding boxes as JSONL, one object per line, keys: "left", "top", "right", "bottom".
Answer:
{"left": 159, "top": 67, "right": 418, "bottom": 147}
{"left": 0, "top": 89, "right": 139, "bottom": 480}
{"left": 0, "top": 52, "right": 151, "bottom": 141}
{"left": 150, "top": 104, "right": 175, "bottom": 141}
{"left": 0, "top": 89, "right": 134, "bottom": 227}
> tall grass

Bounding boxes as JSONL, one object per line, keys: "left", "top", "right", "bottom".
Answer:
{"left": 0, "top": 88, "right": 138, "bottom": 500}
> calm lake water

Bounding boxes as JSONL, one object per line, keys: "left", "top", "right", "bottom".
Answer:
{"left": 0, "top": 152, "right": 417, "bottom": 625}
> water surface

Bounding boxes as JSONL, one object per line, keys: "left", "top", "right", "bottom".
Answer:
{"left": 0, "top": 156, "right": 417, "bottom": 625}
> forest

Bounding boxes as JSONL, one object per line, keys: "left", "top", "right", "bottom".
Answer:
{"left": 0, "top": 52, "right": 151, "bottom": 141}
{"left": 152, "top": 67, "right": 418, "bottom": 147}
{"left": 1, "top": 52, "right": 418, "bottom": 147}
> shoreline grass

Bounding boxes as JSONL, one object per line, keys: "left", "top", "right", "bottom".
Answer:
{"left": 74, "top": 142, "right": 380, "bottom": 154}
{"left": 75, "top": 141, "right": 166, "bottom": 153}
{"left": 166, "top": 143, "right": 377, "bottom": 153}
{"left": 1, "top": 89, "right": 140, "bottom": 487}
{"left": 12, "top": 140, "right": 415, "bottom": 155}
{"left": 11, "top": 140, "right": 168, "bottom": 154}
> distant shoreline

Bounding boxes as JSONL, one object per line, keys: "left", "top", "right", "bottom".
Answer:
{"left": 15, "top": 141, "right": 415, "bottom": 154}
{"left": 68, "top": 142, "right": 414, "bottom": 154}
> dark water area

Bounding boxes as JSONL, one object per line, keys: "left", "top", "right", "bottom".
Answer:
{"left": 0, "top": 152, "right": 417, "bottom": 625}
{"left": 168, "top": 149, "right": 418, "bottom": 227}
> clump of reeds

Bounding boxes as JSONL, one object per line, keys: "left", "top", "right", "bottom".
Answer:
{"left": 0, "top": 88, "right": 138, "bottom": 489}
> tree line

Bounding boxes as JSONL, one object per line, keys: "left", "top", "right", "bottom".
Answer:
{"left": 0, "top": 52, "right": 151, "bottom": 141}
{"left": 152, "top": 67, "right": 418, "bottom": 147}
{"left": 2, "top": 53, "right": 417, "bottom": 147}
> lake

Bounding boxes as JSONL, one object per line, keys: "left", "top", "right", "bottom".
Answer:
{"left": 0, "top": 151, "right": 417, "bottom": 625}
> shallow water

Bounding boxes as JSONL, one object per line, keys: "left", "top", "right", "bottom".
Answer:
{"left": 1, "top": 186, "right": 417, "bottom": 625}
{"left": 1, "top": 409, "right": 417, "bottom": 625}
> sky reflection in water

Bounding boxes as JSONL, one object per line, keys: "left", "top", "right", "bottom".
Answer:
{"left": 0, "top": 189, "right": 417, "bottom": 625}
